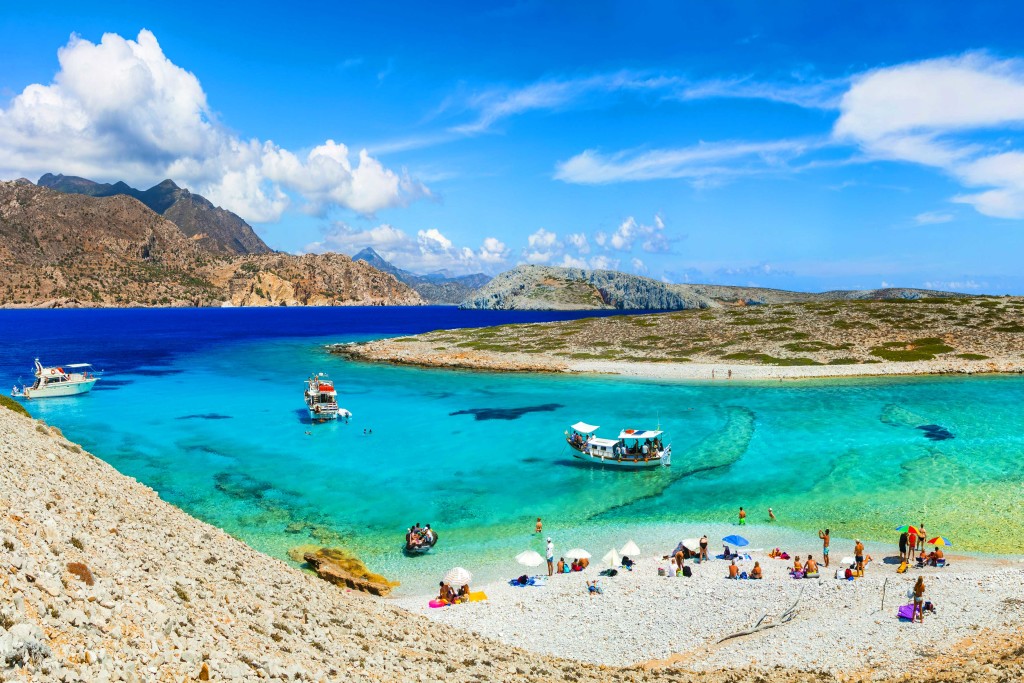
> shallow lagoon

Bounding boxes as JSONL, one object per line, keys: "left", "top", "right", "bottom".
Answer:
{"left": 4, "top": 307, "right": 1022, "bottom": 593}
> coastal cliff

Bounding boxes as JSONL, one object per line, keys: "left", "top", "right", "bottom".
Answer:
{"left": 0, "top": 181, "right": 422, "bottom": 308}
{"left": 460, "top": 265, "right": 961, "bottom": 310}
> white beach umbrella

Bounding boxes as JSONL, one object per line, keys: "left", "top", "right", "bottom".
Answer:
{"left": 601, "top": 549, "right": 620, "bottom": 568}
{"left": 443, "top": 567, "right": 473, "bottom": 587}
{"left": 620, "top": 540, "right": 641, "bottom": 557}
{"left": 840, "top": 556, "right": 855, "bottom": 566}
{"left": 565, "top": 548, "right": 591, "bottom": 560}
{"left": 681, "top": 538, "right": 700, "bottom": 552}
{"left": 515, "top": 550, "right": 544, "bottom": 567}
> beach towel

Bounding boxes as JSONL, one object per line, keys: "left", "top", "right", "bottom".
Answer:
{"left": 897, "top": 604, "right": 915, "bottom": 621}
{"left": 468, "top": 591, "right": 488, "bottom": 603}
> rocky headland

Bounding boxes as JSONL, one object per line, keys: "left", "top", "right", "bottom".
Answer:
{"left": 335, "top": 295, "right": 1024, "bottom": 379}
{"left": 460, "top": 264, "right": 960, "bottom": 311}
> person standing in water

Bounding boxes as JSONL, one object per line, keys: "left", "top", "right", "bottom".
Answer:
{"left": 768, "top": 507, "right": 776, "bottom": 522}
{"left": 535, "top": 517, "right": 542, "bottom": 534}
{"left": 818, "top": 528, "right": 831, "bottom": 567}
{"left": 738, "top": 507, "right": 746, "bottom": 525}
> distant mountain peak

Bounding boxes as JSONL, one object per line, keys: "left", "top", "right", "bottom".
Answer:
{"left": 351, "top": 247, "right": 491, "bottom": 304}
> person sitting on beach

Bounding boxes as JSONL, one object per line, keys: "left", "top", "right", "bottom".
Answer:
{"left": 804, "top": 555, "right": 818, "bottom": 576}
{"left": 728, "top": 560, "right": 738, "bottom": 579}
{"left": 917, "top": 549, "right": 928, "bottom": 566}
{"left": 457, "top": 584, "right": 470, "bottom": 602}
{"left": 570, "top": 559, "right": 581, "bottom": 572}
{"left": 438, "top": 581, "right": 451, "bottom": 602}
{"left": 791, "top": 557, "right": 803, "bottom": 575}
{"left": 580, "top": 557, "right": 589, "bottom": 570}
{"left": 928, "top": 547, "right": 944, "bottom": 566}
{"left": 750, "top": 562, "right": 762, "bottom": 580}
{"left": 556, "top": 558, "right": 565, "bottom": 574}
{"left": 621, "top": 556, "right": 634, "bottom": 570}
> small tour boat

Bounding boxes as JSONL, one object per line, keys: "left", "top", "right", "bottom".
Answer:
{"left": 304, "top": 372, "right": 351, "bottom": 422}
{"left": 11, "top": 359, "right": 100, "bottom": 399}
{"left": 566, "top": 421, "right": 671, "bottom": 469}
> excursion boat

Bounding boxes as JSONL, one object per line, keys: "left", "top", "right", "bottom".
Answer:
{"left": 565, "top": 421, "right": 671, "bottom": 469}
{"left": 304, "top": 372, "right": 352, "bottom": 422}
{"left": 11, "top": 359, "right": 100, "bottom": 399}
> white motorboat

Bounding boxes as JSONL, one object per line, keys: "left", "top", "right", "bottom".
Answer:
{"left": 11, "top": 359, "right": 100, "bottom": 399}
{"left": 305, "top": 372, "right": 352, "bottom": 422}
{"left": 566, "top": 421, "right": 670, "bottom": 469}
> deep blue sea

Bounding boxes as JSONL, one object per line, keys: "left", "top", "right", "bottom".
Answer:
{"left": 3, "top": 307, "right": 1023, "bottom": 593}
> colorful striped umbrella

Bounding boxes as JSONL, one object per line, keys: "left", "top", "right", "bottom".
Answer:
{"left": 895, "top": 525, "right": 920, "bottom": 534}
{"left": 927, "top": 536, "right": 952, "bottom": 547}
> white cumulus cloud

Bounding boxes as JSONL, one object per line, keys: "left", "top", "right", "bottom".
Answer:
{"left": 0, "top": 30, "right": 427, "bottom": 222}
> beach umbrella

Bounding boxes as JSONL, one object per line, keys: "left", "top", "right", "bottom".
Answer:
{"left": 895, "top": 524, "right": 920, "bottom": 534}
{"left": 840, "top": 556, "right": 855, "bottom": 566}
{"left": 443, "top": 567, "right": 472, "bottom": 587}
{"left": 515, "top": 550, "right": 544, "bottom": 567}
{"left": 601, "top": 549, "right": 620, "bottom": 568}
{"left": 620, "top": 540, "right": 641, "bottom": 557}
{"left": 927, "top": 536, "right": 952, "bottom": 547}
{"left": 681, "top": 538, "right": 700, "bottom": 552}
{"left": 565, "top": 548, "right": 591, "bottom": 560}
{"left": 722, "top": 535, "right": 749, "bottom": 547}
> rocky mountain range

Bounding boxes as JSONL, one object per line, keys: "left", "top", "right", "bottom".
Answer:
{"left": 353, "top": 247, "right": 490, "bottom": 304}
{"left": 0, "top": 181, "right": 421, "bottom": 307}
{"left": 37, "top": 173, "right": 272, "bottom": 257}
{"left": 460, "top": 265, "right": 962, "bottom": 310}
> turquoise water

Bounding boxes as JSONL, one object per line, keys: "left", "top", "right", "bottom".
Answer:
{"left": 7, "top": 309, "right": 1024, "bottom": 593}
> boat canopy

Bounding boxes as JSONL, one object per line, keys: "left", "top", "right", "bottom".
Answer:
{"left": 588, "top": 437, "right": 620, "bottom": 448}
{"left": 571, "top": 422, "right": 600, "bottom": 433}
{"left": 618, "top": 429, "right": 663, "bottom": 440}
{"left": 62, "top": 363, "right": 95, "bottom": 369}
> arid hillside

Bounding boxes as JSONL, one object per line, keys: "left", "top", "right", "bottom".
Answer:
{"left": 0, "top": 181, "right": 422, "bottom": 307}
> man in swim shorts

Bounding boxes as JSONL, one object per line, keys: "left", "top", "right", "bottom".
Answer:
{"left": 738, "top": 507, "right": 746, "bottom": 525}
{"left": 854, "top": 539, "right": 865, "bottom": 573}
{"left": 818, "top": 528, "right": 830, "bottom": 567}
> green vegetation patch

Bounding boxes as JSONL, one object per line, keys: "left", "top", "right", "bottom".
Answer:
{"left": 0, "top": 395, "right": 30, "bottom": 418}
{"left": 782, "top": 341, "right": 853, "bottom": 352}
{"left": 956, "top": 353, "right": 990, "bottom": 360}
{"left": 994, "top": 324, "right": 1024, "bottom": 332}
{"left": 833, "top": 320, "right": 878, "bottom": 330}
{"left": 722, "top": 352, "right": 822, "bottom": 366}
{"left": 869, "top": 337, "right": 954, "bottom": 362}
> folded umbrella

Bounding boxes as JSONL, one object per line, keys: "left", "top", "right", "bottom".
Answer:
{"left": 601, "top": 549, "right": 620, "bottom": 568}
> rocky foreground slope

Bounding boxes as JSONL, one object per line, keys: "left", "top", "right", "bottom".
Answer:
{"left": 0, "top": 181, "right": 421, "bottom": 308}
{"left": 1, "top": 406, "right": 1022, "bottom": 682}
{"left": 461, "top": 265, "right": 961, "bottom": 310}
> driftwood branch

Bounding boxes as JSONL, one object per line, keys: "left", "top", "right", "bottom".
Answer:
{"left": 717, "top": 585, "right": 805, "bottom": 643}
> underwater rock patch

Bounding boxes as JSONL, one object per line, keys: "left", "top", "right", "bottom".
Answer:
{"left": 449, "top": 403, "right": 563, "bottom": 421}
{"left": 916, "top": 424, "right": 955, "bottom": 441}
{"left": 176, "top": 413, "right": 233, "bottom": 420}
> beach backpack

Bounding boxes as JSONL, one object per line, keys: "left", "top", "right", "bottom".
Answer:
{"left": 682, "top": 566, "right": 692, "bottom": 577}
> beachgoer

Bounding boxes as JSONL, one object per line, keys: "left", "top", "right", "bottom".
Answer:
{"left": 458, "top": 584, "right": 470, "bottom": 601}
{"left": 854, "top": 539, "right": 865, "bottom": 573}
{"left": 712, "top": 369, "right": 715, "bottom": 379}
{"left": 728, "top": 560, "right": 738, "bottom": 579}
{"left": 580, "top": 557, "right": 589, "bottom": 569}
{"left": 535, "top": 517, "right": 542, "bottom": 534}
{"left": 674, "top": 550, "right": 685, "bottom": 572}
{"left": 728, "top": 369, "right": 732, "bottom": 379}
{"left": 819, "top": 529, "right": 831, "bottom": 568}
{"left": 621, "top": 556, "right": 634, "bottom": 570}
{"left": 556, "top": 557, "right": 565, "bottom": 574}
{"left": 546, "top": 538, "right": 554, "bottom": 576}
{"left": 805, "top": 555, "right": 818, "bottom": 576}
{"left": 792, "top": 557, "right": 803, "bottom": 575}
{"left": 768, "top": 507, "right": 776, "bottom": 522}
{"left": 908, "top": 529, "right": 918, "bottom": 556}
{"left": 917, "top": 524, "right": 927, "bottom": 552}
{"left": 750, "top": 562, "right": 762, "bottom": 579}
{"left": 437, "top": 581, "right": 449, "bottom": 602}
{"left": 899, "top": 531, "right": 909, "bottom": 562}
{"left": 917, "top": 548, "right": 928, "bottom": 566}
{"left": 587, "top": 580, "right": 602, "bottom": 595}
{"left": 929, "top": 546, "right": 944, "bottom": 566}
{"left": 739, "top": 507, "right": 746, "bottom": 525}
{"left": 913, "top": 576, "right": 926, "bottom": 623}
{"left": 562, "top": 558, "right": 571, "bottom": 574}
{"left": 699, "top": 535, "right": 709, "bottom": 561}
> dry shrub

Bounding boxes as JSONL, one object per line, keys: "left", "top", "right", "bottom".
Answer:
{"left": 66, "top": 562, "right": 94, "bottom": 586}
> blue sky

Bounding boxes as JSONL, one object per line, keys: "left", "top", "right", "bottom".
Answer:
{"left": 3, "top": 1, "right": 1024, "bottom": 292}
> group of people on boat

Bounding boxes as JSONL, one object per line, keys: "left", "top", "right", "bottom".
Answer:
{"left": 405, "top": 523, "right": 436, "bottom": 550}
{"left": 569, "top": 430, "right": 664, "bottom": 457}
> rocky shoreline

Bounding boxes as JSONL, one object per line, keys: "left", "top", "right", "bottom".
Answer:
{"left": 2, "top": 406, "right": 1022, "bottom": 682}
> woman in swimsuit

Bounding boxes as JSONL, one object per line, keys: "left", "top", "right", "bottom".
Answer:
{"left": 913, "top": 576, "right": 925, "bottom": 623}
